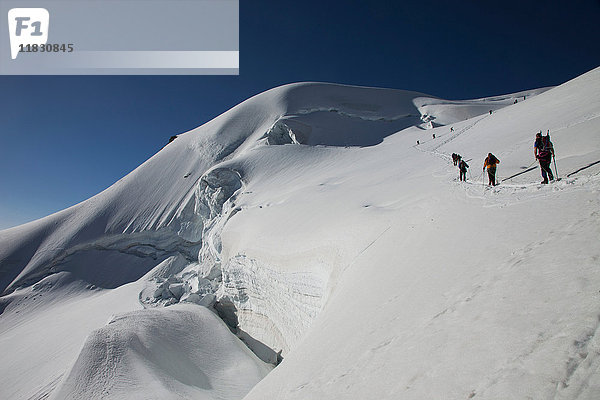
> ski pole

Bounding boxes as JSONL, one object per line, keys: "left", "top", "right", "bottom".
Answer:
{"left": 482, "top": 168, "right": 487, "bottom": 194}
{"left": 546, "top": 128, "right": 559, "bottom": 180}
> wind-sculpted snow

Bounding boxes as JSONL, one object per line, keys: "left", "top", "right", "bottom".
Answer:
{"left": 2, "top": 72, "right": 600, "bottom": 400}
{"left": 412, "top": 87, "right": 551, "bottom": 127}
{"left": 51, "top": 304, "right": 271, "bottom": 400}
{"left": 263, "top": 111, "right": 422, "bottom": 147}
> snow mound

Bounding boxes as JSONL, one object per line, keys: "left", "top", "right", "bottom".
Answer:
{"left": 52, "top": 303, "right": 270, "bottom": 400}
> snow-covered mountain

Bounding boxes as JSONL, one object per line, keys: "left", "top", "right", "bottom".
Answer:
{"left": 1, "top": 67, "right": 599, "bottom": 400}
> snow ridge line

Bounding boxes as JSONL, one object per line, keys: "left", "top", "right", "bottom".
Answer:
{"left": 295, "top": 107, "right": 418, "bottom": 122}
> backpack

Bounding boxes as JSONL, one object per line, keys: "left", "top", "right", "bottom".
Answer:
{"left": 487, "top": 154, "right": 498, "bottom": 166}
{"left": 541, "top": 135, "right": 553, "bottom": 151}
{"left": 538, "top": 136, "right": 553, "bottom": 160}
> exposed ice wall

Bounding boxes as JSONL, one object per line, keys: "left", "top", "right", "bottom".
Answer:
{"left": 219, "top": 254, "right": 328, "bottom": 354}
{"left": 136, "top": 161, "right": 328, "bottom": 359}
{"left": 142, "top": 166, "right": 244, "bottom": 307}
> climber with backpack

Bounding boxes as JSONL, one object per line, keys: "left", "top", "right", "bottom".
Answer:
{"left": 459, "top": 158, "right": 469, "bottom": 182}
{"left": 534, "top": 131, "right": 554, "bottom": 184}
{"left": 452, "top": 153, "right": 461, "bottom": 166}
{"left": 483, "top": 153, "right": 500, "bottom": 186}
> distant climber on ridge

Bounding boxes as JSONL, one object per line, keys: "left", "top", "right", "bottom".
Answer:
{"left": 452, "top": 153, "right": 461, "bottom": 166}
{"left": 483, "top": 153, "right": 500, "bottom": 186}
{"left": 534, "top": 131, "right": 555, "bottom": 184}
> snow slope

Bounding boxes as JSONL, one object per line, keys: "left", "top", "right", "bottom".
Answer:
{"left": 1, "top": 68, "right": 599, "bottom": 400}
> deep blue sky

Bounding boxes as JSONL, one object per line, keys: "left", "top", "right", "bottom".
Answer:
{"left": 1, "top": 0, "right": 599, "bottom": 229}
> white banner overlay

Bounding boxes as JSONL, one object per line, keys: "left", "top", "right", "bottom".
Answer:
{"left": 73, "top": 51, "right": 239, "bottom": 69}
{"left": 1, "top": 1, "right": 239, "bottom": 75}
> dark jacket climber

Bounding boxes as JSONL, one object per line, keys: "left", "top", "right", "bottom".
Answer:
{"left": 459, "top": 159, "right": 469, "bottom": 182}
{"left": 535, "top": 132, "right": 554, "bottom": 183}
{"left": 452, "top": 153, "right": 461, "bottom": 166}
